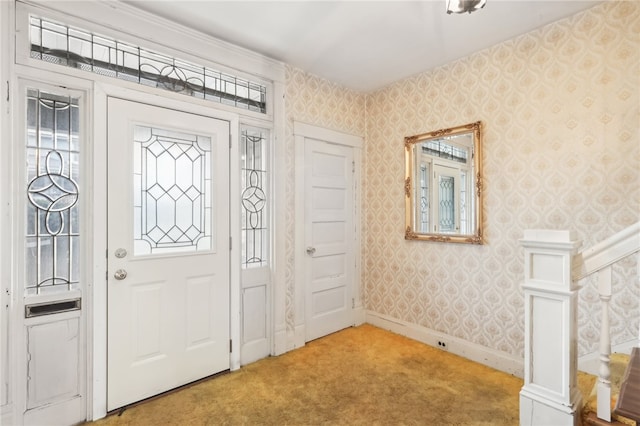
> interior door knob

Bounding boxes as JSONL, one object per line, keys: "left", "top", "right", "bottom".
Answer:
{"left": 114, "top": 269, "right": 128, "bottom": 280}
{"left": 306, "top": 247, "right": 316, "bottom": 255}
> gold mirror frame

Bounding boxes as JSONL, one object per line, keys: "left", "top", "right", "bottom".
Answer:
{"left": 404, "top": 121, "right": 483, "bottom": 244}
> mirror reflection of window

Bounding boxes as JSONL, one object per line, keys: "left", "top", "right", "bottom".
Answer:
{"left": 415, "top": 138, "right": 473, "bottom": 235}
{"left": 405, "top": 121, "right": 483, "bottom": 244}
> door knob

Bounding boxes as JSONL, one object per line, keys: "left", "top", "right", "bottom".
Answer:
{"left": 306, "top": 247, "right": 316, "bottom": 255}
{"left": 114, "top": 269, "right": 128, "bottom": 280}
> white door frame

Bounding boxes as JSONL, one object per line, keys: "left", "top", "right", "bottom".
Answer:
{"left": 9, "top": 67, "right": 94, "bottom": 426}
{"left": 293, "top": 122, "right": 364, "bottom": 349}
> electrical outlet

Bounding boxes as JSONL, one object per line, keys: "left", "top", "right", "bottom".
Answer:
{"left": 437, "top": 340, "right": 448, "bottom": 350}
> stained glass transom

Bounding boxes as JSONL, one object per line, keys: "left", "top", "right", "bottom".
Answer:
{"left": 241, "top": 126, "right": 269, "bottom": 268}
{"left": 423, "top": 139, "right": 469, "bottom": 164}
{"left": 25, "top": 89, "right": 80, "bottom": 294}
{"left": 29, "top": 16, "right": 267, "bottom": 113}
{"left": 133, "top": 126, "right": 212, "bottom": 255}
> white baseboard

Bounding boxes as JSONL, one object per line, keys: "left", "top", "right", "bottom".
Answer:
{"left": 273, "top": 328, "right": 287, "bottom": 356}
{"left": 2, "top": 404, "right": 14, "bottom": 426}
{"left": 578, "top": 339, "right": 638, "bottom": 375}
{"left": 294, "top": 324, "right": 305, "bottom": 349}
{"left": 353, "top": 306, "right": 366, "bottom": 326}
{"left": 366, "top": 311, "right": 524, "bottom": 378}
{"left": 241, "top": 338, "right": 270, "bottom": 366}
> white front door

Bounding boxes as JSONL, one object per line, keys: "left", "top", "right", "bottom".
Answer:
{"left": 106, "top": 98, "right": 230, "bottom": 410}
{"left": 433, "top": 163, "right": 460, "bottom": 233}
{"left": 304, "top": 139, "right": 355, "bottom": 341}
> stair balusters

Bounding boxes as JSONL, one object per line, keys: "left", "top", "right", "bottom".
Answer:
{"left": 596, "top": 265, "right": 612, "bottom": 422}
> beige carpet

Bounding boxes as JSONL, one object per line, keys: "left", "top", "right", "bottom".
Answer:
{"left": 90, "top": 324, "right": 523, "bottom": 425}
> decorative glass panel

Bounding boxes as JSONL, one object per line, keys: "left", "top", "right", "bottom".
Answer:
{"left": 438, "top": 175, "right": 456, "bottom": 232}
{"left": 29, "top": 16, "right": 267, "bottom": 113}
{"left": 25, "top": 89, "right": 80, "bottom": 295}
{"left": 133, "top": 126, "right": 211, "bottom": 255}
{"left": 423, "top": 139, "right": 469, "bottom": 164}
{"left": 460, "top": 170, "right": 467, "bottom": 234}
{"left": 419, "top": 164, "right": 429, "bottom": 233}
{"left": 241, "top": 126, "right": 269, "bottom": 268}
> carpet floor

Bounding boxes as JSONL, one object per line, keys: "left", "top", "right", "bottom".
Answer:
{"left": 90, "top": 324, "right": 523, "bottom": 425}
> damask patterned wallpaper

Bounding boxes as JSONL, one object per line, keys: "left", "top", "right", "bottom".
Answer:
{"left": 284, "top": 66, "right": 367, "bottom": 332}
{"left": 284, "top": 1, "right": 639, "bottom": 358}
{"left": 364, "top": 1, "right": 639, "bottom": 357}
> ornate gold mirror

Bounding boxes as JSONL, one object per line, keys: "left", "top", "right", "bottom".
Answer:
{"left": 404, "top": 121, "right": 483, "bottom": 244}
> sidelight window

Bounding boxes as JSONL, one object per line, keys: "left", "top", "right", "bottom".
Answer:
{"left": 25, "top": 89, "right": 81, "bottom": 295}
{"left": 240, "top": 126, "right": 269, "bottom": 268}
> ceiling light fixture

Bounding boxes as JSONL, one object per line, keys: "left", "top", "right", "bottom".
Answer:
{"left": 446, "top": 0, "right": 487, "bottom": 14}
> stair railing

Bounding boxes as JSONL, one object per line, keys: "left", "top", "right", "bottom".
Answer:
{"left": 519, "top": 223, "right": 640, "bottom": 426}
{"left": 572, "top": 222, "right": 640, "bottom": 422}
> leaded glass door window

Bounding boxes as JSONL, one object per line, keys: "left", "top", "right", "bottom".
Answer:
{"left": 133, "top": 126, "right": 212, "bottom": 255}
{"left": 25, "top": 88, "right": 80, "bottom": 295}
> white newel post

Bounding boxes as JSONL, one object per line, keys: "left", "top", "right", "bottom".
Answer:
{"left": 520, "top": 230, "right": 582, "bottom": 426}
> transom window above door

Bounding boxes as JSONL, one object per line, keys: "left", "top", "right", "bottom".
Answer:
{"left": 28, "top": 16, "right": 268, "bottom": 114}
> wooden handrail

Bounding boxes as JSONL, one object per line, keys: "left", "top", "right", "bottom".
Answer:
{"left": 572, "top": 222, "right": 640, "bottom": 281}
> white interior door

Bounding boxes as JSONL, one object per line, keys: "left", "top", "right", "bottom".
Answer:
{"left": 107, "top": 98, "right": 230, "bottom": 410}
{"left": 304, "top": 139, "right": 354, "bottom": 341}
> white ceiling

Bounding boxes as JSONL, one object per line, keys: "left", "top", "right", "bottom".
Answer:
{"left": 125, "top": 0, "right": 601, "bottom": 92}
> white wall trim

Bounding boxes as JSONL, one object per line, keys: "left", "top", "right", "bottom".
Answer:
{"left": 0, "top": 0, "right": 13, "bottom": 418}
{"left": 271, "top": 81, "right": 287, "bottom": 357}
{"left": 293, "top": 121, "right": 363, "bottom": 149}
{"left": 366, "top": 311, "right": 524, "bottom": 378}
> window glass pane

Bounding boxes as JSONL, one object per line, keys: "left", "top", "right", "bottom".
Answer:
{"left": 29, "top": 16, "right": 267, "bottom": 114}
{"left": 133, "top": 125, "right": 211, "bottom": 255}
{"left": 241, "top": 126, "right": 269, "bottom": 268}
{"left": 25, "top": 89, "right": 80, "bottom": 295}
{"left": 438, "top": 175, "right": 456, "bottom": 233}
{"left": 419, "top": 164, "right": 429, "bottom": 233}
{"left": 460, "top": 170, "right": 467, "bottom": 234}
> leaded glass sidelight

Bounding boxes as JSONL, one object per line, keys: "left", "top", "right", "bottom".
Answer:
{"left": 241, "top": 126, "right": 269, "bottom": 268}
{"left": 25, "top": 89, "right": 80, "bottom": 295}
{"left": 133, "top": 126, "right": 212, "bottom": 255}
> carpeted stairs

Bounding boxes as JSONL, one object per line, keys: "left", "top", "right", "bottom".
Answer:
{"left": 578, "top": 353, "right": 637, "bottom": 426}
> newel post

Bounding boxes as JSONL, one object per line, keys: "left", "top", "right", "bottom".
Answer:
{"left": 520, "top": 230, "right": 582, "bottom": 426}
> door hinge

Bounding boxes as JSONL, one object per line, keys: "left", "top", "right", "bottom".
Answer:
{"left": 229, "top": 134, "right": 232, "bottom": 149}
{"left": 352, "top": 160, "right": 355, "bottom": 173}
{"left": 229, "top": 237, "right": 232, "bottom": 250}
{"left": 5, "top": 81, "right": 9, "bottom": 102}
{"left": 229, "top": 339, "right": 233, "bottom": 353}
{"left": 352, "top": 298, "right": 355, "bottom": 309}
